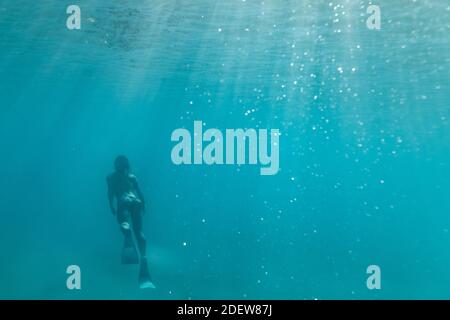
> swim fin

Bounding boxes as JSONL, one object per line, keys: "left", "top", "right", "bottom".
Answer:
{"left": 121, "top": 234, "right": 139, "bottom": 265}
{"left": 139, "top": 257, "right": 156, "bottom": 289}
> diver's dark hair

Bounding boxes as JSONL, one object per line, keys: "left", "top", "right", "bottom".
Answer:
{"left": 114, "top": 155, "right": 130, "bottom": 172}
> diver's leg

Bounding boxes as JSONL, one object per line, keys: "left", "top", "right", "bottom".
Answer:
{"left": 118, "top": 205, "right": 139, "bottom": 264}
{"left": 131, "top": 203, "right": 155, "bottom": 288}
{"left": 117, "top": 207, "right": 132, "bottom": 238}
{"left": 131, "top": 204, "right": 146, "bottom": 258}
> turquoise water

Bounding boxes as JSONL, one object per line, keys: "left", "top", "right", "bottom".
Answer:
{"left": 0, "top": 0, "right": 449, "bottom": 299}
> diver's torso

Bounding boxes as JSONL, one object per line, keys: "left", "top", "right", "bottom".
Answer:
{"left": 110, "top": 172, "right": 140, "bottom": 204}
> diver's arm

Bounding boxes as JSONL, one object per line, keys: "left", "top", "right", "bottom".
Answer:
{"left": 107, "top": 176, "right": 117, "bottom": 215}
{"left": 108, "top": 192, "right": 116, "bottom": 215}
{"left": 132, "top": 176, "right": 146, "bottom": 212}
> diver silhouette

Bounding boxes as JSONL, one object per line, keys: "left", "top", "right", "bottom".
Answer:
{"left": 106, "top": 155, "right": 155, "bottom": 288}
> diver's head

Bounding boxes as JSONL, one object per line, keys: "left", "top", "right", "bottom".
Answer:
{"left": 114, "top": 155, "right": 130, "bottom": 174}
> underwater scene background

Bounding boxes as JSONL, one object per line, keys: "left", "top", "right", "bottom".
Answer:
{"left": 0, "top": 0, "right": 449, "bottom": 299}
